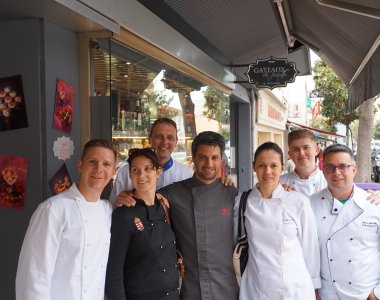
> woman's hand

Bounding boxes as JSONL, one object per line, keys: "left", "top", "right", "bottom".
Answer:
{"left": 220, "top": 176, "right": 235, "bottom": 187}
{"left": 115, "top": 190, "right": 135, "bottom": 207}
{"left": 367, "top": 190, "right": 380, "bottom": 205}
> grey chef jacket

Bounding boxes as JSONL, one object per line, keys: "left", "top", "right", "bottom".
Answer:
{"left": 158, "top": 176, "right": 239, "bottom": 300}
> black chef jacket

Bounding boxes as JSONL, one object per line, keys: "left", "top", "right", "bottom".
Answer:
{"left": 105, "top": 198, "right": 179, "bottom": 300}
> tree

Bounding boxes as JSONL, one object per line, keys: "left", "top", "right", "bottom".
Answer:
{"left": 309, "top": 115, "right": 337, "bottom": 133}
{"left": 313, "top": 60, "right": 358, "bottom": 137}
{"left": 374, "top": 120, "right": 380, "bottom": 140}
{"left": 203, "top": 87, "right": 229, "bottom": 123}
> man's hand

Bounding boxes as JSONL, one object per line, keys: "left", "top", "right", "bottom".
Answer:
{"left": 156, "top": 193, "right": 170, "bottom": 208}
{"left": 115, "top": 190, "right": 135, "bottom": 207}
{"left": 282, "top": 183, "right": 295, "bottom": 192}
{"left": 220, "top": 176, "right": 235, "bottom": 187}
{"left": 367, "top": 190, "right": 380, "bottom": 205}
{"left": 368, "top": 289, "right": 378, "bottom": 300}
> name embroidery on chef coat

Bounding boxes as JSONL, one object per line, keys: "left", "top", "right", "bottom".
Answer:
{"left": 134, "top": 217, "right": 144, "bottom": 231}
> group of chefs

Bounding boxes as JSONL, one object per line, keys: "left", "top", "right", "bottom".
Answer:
{"left": 14, "top": 117, "right": 380, "bottom": 300}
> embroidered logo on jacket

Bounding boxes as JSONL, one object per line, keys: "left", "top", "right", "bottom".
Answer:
{"left": 134, "top": 217, "right": 144, "bottom": 231}
{"left": 221, "top": 208, "right": 231, "bottom": 216}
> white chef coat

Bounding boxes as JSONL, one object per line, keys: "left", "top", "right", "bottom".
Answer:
{"left": 235, "top": 184, "right": 321, "bottom": 300}
{"left": 310, "top": 185, "right": 380, "bottom": 300}
{"left": 281, "top": 167, "right": 327, "bottom": 197}
{"left": 109, "top": 158, "right": 194, "bottom": 205}
{"left": 15, "top": 184, "right": 112, "bottom": 300}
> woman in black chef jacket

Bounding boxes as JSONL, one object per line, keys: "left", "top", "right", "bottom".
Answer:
{"left": 105, "top": 148, "right": 179, "bottom": 300}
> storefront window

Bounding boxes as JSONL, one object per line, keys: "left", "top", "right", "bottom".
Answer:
{"left": 90, "top": 38, "right": 231, "bottom": 174}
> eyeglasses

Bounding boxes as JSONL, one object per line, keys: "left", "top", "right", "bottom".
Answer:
{"left": 128, "top": 147, "right": 156, "bottom": 156}
{"left": 323, "top": 164, "right": 354, "bottom": 173}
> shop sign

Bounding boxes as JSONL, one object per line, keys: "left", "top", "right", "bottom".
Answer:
{"left": 53, "top": 136, "right": 74, "bottom": 161}
{"left": 245, "top": 56, "right": 298, "bottom": 89}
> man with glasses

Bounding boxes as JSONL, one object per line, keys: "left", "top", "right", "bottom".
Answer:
{"left": 109, "top": 118, "right": 194, "bottom": 205}
{"left": 310, "top": 144, "right": 380, "bottom": 300}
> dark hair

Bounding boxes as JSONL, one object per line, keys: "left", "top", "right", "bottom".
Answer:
{"left": 191, "top": 131, "right": 225, "bottom": 157}
{"left": 288, "top": 129, "right": 317, "bottom": 145}
{"left": 323, "top": 143, "right": 354, "bottom": 161}
{"left": 253, "top": 142, "right": 284, "bottom": 165}
{"left": 148, "top": 118, "right": 178, "bottom": 140}
{"left": 81, "top": 139, "right": 117, "bottom": 162}
{"left": 127, "top": 148, "right": 161, "bottom": 170}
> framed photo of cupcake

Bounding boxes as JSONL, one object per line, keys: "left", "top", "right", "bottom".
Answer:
{"left": 0, "top": 155, "right": 28, "bottom": 210}
{"left": 48, "top": 163, "right": 72, "bottom": 195}
{"left": 0, "top": 75, "right": 28, "bottom": 132}
{"left": 53, "top": 78, "right": 75, "bottom": 134}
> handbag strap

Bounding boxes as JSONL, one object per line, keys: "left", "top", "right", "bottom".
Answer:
{"left": 237, "top": 189, "right": 252, "bottom": 238}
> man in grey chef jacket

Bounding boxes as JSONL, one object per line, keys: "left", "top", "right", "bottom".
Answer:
{"left": 310, "top": 144, "right": 380, "bottom": 300}
{"left": 158, "top": 131, "right": 239, "bottom": 300}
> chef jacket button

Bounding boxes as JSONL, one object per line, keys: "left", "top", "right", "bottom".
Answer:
{"left": 322, "top": 197, "right": 325, "bottom": 200}
{"left": 333, "top": 280, "right": 336, "bottom": 283}
{"left": 328, "top": 238, "right": 331, "bottom": 241}
{"left": 160, "top": 245, "right": 163, "bottom": 249}
{"left": 151, "top": 223, "right": 154, "bottom": 227}
{"left": 163, "top": 269, "right": 166, "bottom": 272}
{"left": 349, "top": 282, "right": 352, "bottom": 284}
{"left": 334, "top": 208, "right": 338, "bottom": 212}
{"left": 166, "top": 292, "right": 170, "bottom": 296}
{"left": 173, "top": 241, "right": 176, "bottom": 244}
{"left": 349, "top": 259, "right": 352, "bottom": 262}
{"left": 323, "top": 216, "right": 326, "bottom": 219}
{"left": 330, "top": 259, "right": 333, "bottom": 261}
{"left": 259, "top": 271, "right": 262, "bottom": 276}
{"left": 350, "top": 238, "right": 353, "bottom": 241}
{"left": 174, "top": 264, "right": 178, "bottom": 268}
{"left": 164, "top": 219, "right": 167, "bottom": 222}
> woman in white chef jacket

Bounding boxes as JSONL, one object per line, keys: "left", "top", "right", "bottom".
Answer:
{"left": 237, "top": 142, "right": 321, "bottom": 300}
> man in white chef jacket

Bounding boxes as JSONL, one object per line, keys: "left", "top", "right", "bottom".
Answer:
{"left": 281, "top": 129, "right": 327, "bottom": 196}
{"left": 311, "top": 144, "right": 380, "bottom": 300}
{"left": 15, "top": 139, "right": 116, "bottom": 300}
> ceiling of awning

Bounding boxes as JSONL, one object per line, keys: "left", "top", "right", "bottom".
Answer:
{"left": 139, "top": 0, "right": 380, "bottom": 112}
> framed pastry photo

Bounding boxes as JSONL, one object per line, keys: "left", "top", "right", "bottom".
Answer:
{"left": 48, "top": 163, "right": 72, "bottom": 195}
{"left": 0, "top": 155, "right": 28, "bottom": 210}
{"left": 0, "top": 75, "right": 28, "bottom": 132}
{"left": 53, "top": 78, "right": 75, "bottom": 134}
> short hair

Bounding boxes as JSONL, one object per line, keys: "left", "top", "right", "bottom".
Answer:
{"left": 288, "top": 129, "right": 317, "bottom": 145}
{"left": 323, "top": 143, "right": 354, "bottom": 161}
{"left": 127, "top": 148, "right": 161, "bottom": 170}
{"left": 81, "top": 139, "right": 117, "bottom": 162}
{"left": 191, "top": 131, "right": 225, "bottom": 157}
{"left": 254, "top": 142, "right": 284, "bottom": 165}
{"left": 148, "top": 118, "right": 178, "bottom": 140}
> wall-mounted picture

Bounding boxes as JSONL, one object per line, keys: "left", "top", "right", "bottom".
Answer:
{"left": 48, "top": 163, "right": 72, "bottom": 195}
{"left": 0, "top": 75, "right": 28, "bottom": 132}
{"left": 0, "top": 155, "right": 28, "bottom": 210}
{"left": 53, "top": 78, "right": 75, "bottom": 134}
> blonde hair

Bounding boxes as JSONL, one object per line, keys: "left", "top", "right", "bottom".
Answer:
{"left": 288, "top": 129, "right": 317, "bottom": 145}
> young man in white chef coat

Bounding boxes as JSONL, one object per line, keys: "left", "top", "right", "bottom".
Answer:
{"left": 281, "top": 129, "right": 327, "bottom": 196}
{"left": 311, "top": 144, "right": 380, "bottom": 300}
{"left": 15, "top": 139, "right": 116, "bottom": 300}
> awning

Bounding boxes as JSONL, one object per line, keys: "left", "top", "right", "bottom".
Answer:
{"left": 284, "top": 0, "right": 380, "bottom": 112}
{"left": 287, "top": 120, "right": 347, "bottom": 139}
{"left": 139, "top": 0, "right": 380, "bottom": 111}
